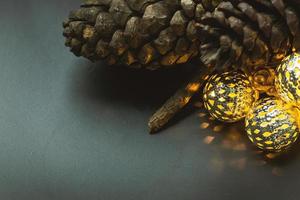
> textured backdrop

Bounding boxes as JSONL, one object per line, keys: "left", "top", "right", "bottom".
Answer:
{"left": 1, "top": 0, "right": 300, "bottom": 199}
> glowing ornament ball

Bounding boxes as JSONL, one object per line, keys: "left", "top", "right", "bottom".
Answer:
{"left": 275, "top": 52, "right": 300, "bottom": 106}
{"left": 203, "top": 71, "right": 259, "bottom": 122}
{"left": 202, "top": 54, "right": 300, "bottom": 152}
{"left": 245, "top": 98, "right": 299, "bottom": 152}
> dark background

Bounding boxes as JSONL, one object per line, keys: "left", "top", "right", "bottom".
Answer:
{"left": 1, "top": 0, "right": 300, "bottom": 199}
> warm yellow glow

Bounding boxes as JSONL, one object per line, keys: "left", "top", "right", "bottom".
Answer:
{"left": 200, "top": 122, "right": 210, "bottom": 129}
{"left": 203, "top": 136, "right": 215, "bottom": 144}
{"left": 183, "top": 97, "right": 191, "bottom": 104}
{"left": 213, "top": 125, "right": 223, "bottom": 132}
{"left": 83, "top": 27, "right": 94, "bottom": 39}
{"left": 198, "top": 112, "right": 207, "bottom": 117}
{"left": 176, "top": 54, "right": 190, "bottom": 64}
{"left": 187, "top": 83, "right": 200, "bottom": 92}
{"left": 250, "top": 67, "right": 276, "bottom": 96}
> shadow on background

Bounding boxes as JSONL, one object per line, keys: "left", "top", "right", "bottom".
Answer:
{"left": 71, "top": 60, "right": 198, "bottom": 109}
{"left": 69, "top": 60, "right": 201, "bottom": 134}
{"left": 70, "top": 59, "right": 300, "bottom": 176}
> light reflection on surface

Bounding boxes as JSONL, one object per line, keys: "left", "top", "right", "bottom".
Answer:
{"left": 193, "top": 100, "right": 300, "bottom": 176}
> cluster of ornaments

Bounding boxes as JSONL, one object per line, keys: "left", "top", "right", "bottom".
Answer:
{"left": 203, "top": 53, "right": 300, "bottom": 152}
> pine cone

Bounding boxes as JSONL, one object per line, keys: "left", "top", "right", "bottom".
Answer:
{"left": 63, "top": 0, "right": 200, "bottom": 70}
{"left": 63, "top": 0, "right": 300, "bottom": 70}
{"left": 199, "top": 0, "right": 300, "bottom": 69}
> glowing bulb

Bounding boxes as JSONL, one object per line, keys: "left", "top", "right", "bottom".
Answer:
{"left": 275, "top": 52, "right": 300, "bottom": 106}
{"left": 203, "top": 71, "right": 259, "bottom": 122}
{"left": 245, "top": 98, "right": 299, "bottom": 152}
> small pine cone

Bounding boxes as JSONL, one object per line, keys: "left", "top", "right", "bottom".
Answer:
{"left": 63, "top": 0, "right": 300, "bottom": 70}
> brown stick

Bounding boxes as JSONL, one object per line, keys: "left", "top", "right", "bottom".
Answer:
{"left": 148, "top": 67, "right": 213, "bottom": 133}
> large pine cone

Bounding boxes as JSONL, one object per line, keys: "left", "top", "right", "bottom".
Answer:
{"left": 63, "top": 0, "right": 300, "bottom": 70}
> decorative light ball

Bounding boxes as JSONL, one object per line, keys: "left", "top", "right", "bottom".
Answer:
{"left": 245, "top": 98, "right": 300, "bottom": 152}
{"left": 275, "top": 52, "right": 300, "bottom": 106}
{"left": 203, "top": 71, "right": 259, "bottom": 122}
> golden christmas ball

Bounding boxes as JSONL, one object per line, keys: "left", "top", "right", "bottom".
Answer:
{"left": 275, "top": 52, "right": 300, "bottom": 106}
{"left": 203, "top": 71, "right": 259, "bottom": 122}
{"left": 245, "top": 98, "right": 300, "bottom": 152}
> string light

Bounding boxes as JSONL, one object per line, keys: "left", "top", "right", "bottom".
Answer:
{"left": 245, "top": 98, "right": 299, "bottom": 152}
{"left": 202, "top": 53, "right": 300, "bottom": 152}
{"left": 275, "top": 52, "right": 300, "bottom": 106}
{"left": 203, "top": 71, "right": 259, "bottom": 122}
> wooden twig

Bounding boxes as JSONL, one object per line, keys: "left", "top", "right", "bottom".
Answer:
{"left": 148, "top": 67, "right": 213, "bottom": 133}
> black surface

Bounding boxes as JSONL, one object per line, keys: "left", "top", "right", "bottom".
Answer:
{"left": 2, "top": 1, "right": 300, "bottom": 199}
